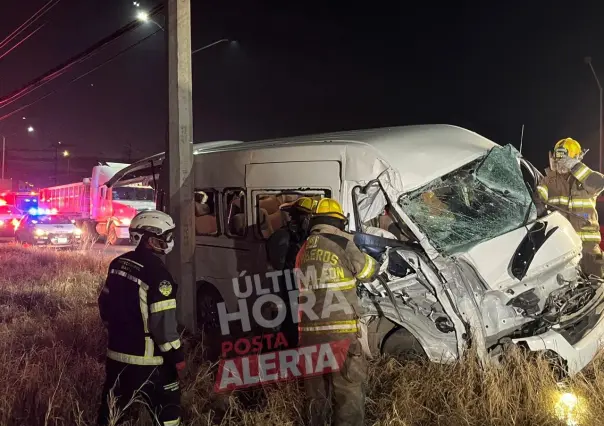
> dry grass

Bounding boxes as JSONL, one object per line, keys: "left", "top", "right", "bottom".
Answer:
{"left": 0, "top": 244, "right": 602, "bottom": 425}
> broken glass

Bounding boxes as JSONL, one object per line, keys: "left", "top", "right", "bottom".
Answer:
{"left": 398, "top": 144, "right": 536, "bottom": 254}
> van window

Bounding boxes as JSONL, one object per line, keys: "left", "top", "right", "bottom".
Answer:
{"left": 253, "top": 191, "right": 327, "bottom": 239}
{"left": 194, "top": 189, "right": 219, "bottom": 236}
{"left": 224, "top": 189, "right": 246, "bottom": 237}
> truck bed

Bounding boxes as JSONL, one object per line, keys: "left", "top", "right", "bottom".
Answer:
{"left": 39, "top": 182, "right": 91, "bottom": 218}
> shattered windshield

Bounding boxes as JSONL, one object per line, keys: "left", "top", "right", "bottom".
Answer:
{"left": 398, "top": 144, "right": 536, "bottom": 254}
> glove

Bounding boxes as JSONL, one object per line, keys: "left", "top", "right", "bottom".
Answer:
{"left": 556, "top": 156, "right": 580, "bottom": 173}
{"left": 176, "top": 361, "right": 186, "bottom": 372}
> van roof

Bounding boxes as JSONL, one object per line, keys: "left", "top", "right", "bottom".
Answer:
{"left": 192, "top": 124, "right": 498, "bottom": 191}
{"left": 110, "top": 124, "right": 498, "bottom": 191}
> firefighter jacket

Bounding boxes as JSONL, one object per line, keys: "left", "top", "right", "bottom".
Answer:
{"left": 295, "top": 223, "right": 379, "bottom": 344}
{"left": 536, "top": 162, "right": 604, "bottom": 246}
{"left": 98, "top": 247, "right": 184, "bottom": 366}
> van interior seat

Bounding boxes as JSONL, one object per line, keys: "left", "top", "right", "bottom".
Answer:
{"left": 259, "top": 195, "right": 287, "bottom": 233}
{"left": 195, "top": 202, "right": 216, "bottom": 235}
{"left": 230, "top": 213, "right": 246, "bottom": 236}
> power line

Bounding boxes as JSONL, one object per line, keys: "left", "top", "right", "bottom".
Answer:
{"left": 0, "top": 24, "right": 46, "bottom": 62}
{"left": 0, "top": 0, "right": 61, "bottom": 53}
{"left": 0, "top": 28, "right": 161, "bottom": 123}
{"left": 0, "top": 3, "right": 163, "bottom": 110}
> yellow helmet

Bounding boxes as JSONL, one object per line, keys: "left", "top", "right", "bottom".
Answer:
{"left": 280, "top": 197, "right": 314, "bottom": 215}
{"left": 314, "top": 198, "right": 346, "bottom": 220}
{"left": 554, "top": 138, "right": 582, "bottom": 159}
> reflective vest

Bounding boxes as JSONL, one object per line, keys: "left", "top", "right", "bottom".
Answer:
{"left": 98, "top": 248, "right": 184, "bottom": 366}
{"left": 295, "top": 223, "right": 378, "bottom": 344}
{"left": 536, "top": 162, "right": 604, "bottom": 246}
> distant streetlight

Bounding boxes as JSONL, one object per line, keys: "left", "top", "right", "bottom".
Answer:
{"left": 192, "top": 39, "right": 237, "bottom": 55}
{"left": 62, "top": 150, "right": 69, "bottom": 157}
{"left": 585, "top": 57, "right": 603, "bottom": 172}
{"left": 27, "top": 126, "right": 34, "bottom": 133}
{"left": 133, "top": 1, "right": 141, "bottom": 6}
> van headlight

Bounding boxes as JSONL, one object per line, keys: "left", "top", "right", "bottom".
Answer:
{"left": 74, "top": 228, "right": 82, "bottom": 237}
{"left": 120, "top": 218, "right": 131, "bottom": 226}
{"left": 34, "top": 228, "right": 47, "bottom": 236}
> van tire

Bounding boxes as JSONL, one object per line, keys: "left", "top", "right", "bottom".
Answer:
{"left": 196, "top": 283, "right": 224, "bottom": 362}
{"left": 381, "top": 327, "right": 427, "bottom": 362}
{"left": 197, "top": 283, "right": 223, "bottom": 335}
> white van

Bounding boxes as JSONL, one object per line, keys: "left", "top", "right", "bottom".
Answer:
{"left": 108, "top": 124, "right": 604, "bottom": 375}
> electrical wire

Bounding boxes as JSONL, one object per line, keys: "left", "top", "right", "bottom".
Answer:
{"left": 0, "top": 3, "right": 163, "bottom": 109}
{"left": 0, "top": 24, "right": 46, "bottom": 62}
{"left": 0, "top": 29, "right": 162, "bottom": 123}
{"left": 0, "top": 0, "right": 61, "bottom": 53}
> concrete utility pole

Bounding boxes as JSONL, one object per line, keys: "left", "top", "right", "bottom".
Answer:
{"left": 165, "top": 0, "right": 196, "bottom": 330}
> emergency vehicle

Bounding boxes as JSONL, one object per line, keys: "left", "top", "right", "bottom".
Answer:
{"left": 0, "top": 191, "right": 39, "bottom": 213}
{"left": 15, "top": 212, "right": 82, "bottom": 249}
{"left": 38, "top": 162, "right": 155, "bottom": 245}
{"left": 106, "top": 125, "right": 604, "bottom": 376}
{"left": 0, "top": 201, "right": 23, "bottom": 238}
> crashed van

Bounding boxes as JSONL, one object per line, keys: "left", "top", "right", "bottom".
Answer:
{"left": 106, "top": 124, "right": 604, "bottom": 375}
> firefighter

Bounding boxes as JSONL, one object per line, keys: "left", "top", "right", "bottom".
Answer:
{"left": 296, "top": 198, "right": 379, "bottom": 426}
{"left": 97, "top": 210, "right": 184, "bottom": 426}
{"left": 266, "top": 197, "right": 316, "bottom": 270}
{"left": 536, "top": 138, "right": 604, "bottom": 277}
{"left": 266, "top": 197, "right": 316, "bottom": 348}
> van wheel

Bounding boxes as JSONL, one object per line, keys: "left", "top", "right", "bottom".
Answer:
{"left": 197, "top": 284, "right": 224, "bottom": 362}
{"left": 381, "top": 327, "right": 427, "bottom": 362}
{"left": 197, "top": 284, "right": 223, "bottom": 335}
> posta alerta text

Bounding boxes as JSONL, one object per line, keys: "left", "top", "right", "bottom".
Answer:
{"left": 215, "top": 339, "right": 351, "bottom": 392}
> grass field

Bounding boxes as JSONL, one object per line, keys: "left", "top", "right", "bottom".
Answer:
{"left": 0, "top": 245, "right": 600, "bottom": 426}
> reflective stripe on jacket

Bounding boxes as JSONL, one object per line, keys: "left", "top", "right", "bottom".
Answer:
{"left": 536, "top": 162, "right": 604, "bottom": 245}
{"left": 295, "top": 223, "right": 379, "bottom": 344}
{"left": 98, "top": 247, "right": 184, "bottom": 366}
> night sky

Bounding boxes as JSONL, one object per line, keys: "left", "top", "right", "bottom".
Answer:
{"left": 1, "top": 1, "right": 603, "bottom": 188}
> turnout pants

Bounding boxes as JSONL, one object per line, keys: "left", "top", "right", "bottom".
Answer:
{"left": 302, "top": 339, "right": 368, "bottom": 426}
{"left": 97, "top": 359, "right": 181, "bottom": 426}
{"left": 581, "top": 243, "right": 604, "bottom": 278}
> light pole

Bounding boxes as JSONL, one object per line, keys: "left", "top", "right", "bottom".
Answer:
{"left": 64, "top": 150, "right": 70, "bottom": 182}
{"left": 1, "top": 125, "right": 34, "bottom": 180}
{"left": 585, "top": 57, "right": 603, "bottom": 172}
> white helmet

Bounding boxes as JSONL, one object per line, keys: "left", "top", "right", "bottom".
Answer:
{"left": 129, "top": 210, "right": 175, "bottom": 255}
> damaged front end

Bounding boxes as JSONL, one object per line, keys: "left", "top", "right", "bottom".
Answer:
{"left": 357, "top": 143, "right": 604, "bottom": 375}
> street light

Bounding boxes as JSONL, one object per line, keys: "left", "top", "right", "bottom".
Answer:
{"left": 27, "top": 126, "right": 34, "bottom": 133}
{"left": 585, "top": 56, "right": 603, "bottom": 172}
{"left": 192, "top": 39, "right": 236, "bottom": 55}
{"left": 136, "top": 10, "right": 164, "bottom": 30}
{"left": 62, "top": 150, "right": 69, "bottom": 157}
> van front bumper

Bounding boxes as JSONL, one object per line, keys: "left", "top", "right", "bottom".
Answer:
{"left": 511, "top": 301, "right": 604, "bottom": 375}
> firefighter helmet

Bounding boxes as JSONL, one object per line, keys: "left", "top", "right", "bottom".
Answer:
{"left": 129, "top": 210, "right": 175, "bottom": 255}
{"left": 280, "top": 197, "right": 315, "bottom": 215}
{"left": 314, "top": 198, "right": 346, "bottom": 220}
{"left": 554, "top": 138, "right": 582, "bottom": 159}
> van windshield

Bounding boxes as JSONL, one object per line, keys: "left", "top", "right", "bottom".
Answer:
{"left": 398, "top": 144, "right": 536, "bottom": 254}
